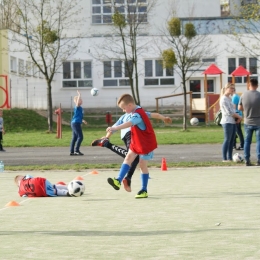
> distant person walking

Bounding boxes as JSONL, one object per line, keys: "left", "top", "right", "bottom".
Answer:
{"left": 220, "top": 83, "right": 242, "bottom": 162}
{"left": 238, "top": 78, "right": 260, "bottom": 166}
{"left": 70, "top": 90, "right": 87, "bottom": 156}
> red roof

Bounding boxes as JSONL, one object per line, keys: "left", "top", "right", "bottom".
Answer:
{"left": 202, "top": 64, "right": 224, "bottom": 75}
{"left": 231, "top": 66, "right": 251, "bottom": 76}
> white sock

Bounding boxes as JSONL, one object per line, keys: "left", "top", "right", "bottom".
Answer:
{"left": 55, "top": 184, "right": 68, "bottom": 190}
{"left": 56, "top": 189, "right": 68, "bottom": 196}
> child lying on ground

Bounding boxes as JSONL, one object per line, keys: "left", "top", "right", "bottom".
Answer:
{"left": 14, "top": 175, "right": 69, "bottom": 197}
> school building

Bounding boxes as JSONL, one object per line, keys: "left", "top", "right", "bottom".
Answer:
{"left": 0, "top": 0, "right": 258, "bottom": 111}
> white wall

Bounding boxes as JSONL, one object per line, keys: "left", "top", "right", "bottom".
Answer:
{"left": 8, "top": 31, "right": 47, "bottom": 109}
{"left": 6, "top": 0, "right": 254, "bottom": 110}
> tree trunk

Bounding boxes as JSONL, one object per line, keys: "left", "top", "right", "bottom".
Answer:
{"left": 182, "top": 80, "right": 187, "bottom": 131}
{"left": 47, "top": 81, "right": 53, "bottom": 132}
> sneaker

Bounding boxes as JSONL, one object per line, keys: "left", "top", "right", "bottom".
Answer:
{"left": 236, "top": 147, "right": 244, "bottom": 150}
{"left": 122, "top": 177, "right": 131, "bottom": 192}
{"left": 107, "top": 177, "right": 121, "bottom": 190}
{"left": 245, "top": 161, "right": 252, "bottom": 166}
{"left": 91, "top": 138, "right": 109, "bottom": 147}
{"left": 70, "top": 152, "right": 75, "bottom": 156}
{"left": 135, "top": 190, "right": 148, "bottom": 199}
{"left": 74, "top": 151, "right": 84, "bottom": 155}
{"left": 0, "top": 148, "right": 6, "bottom": 152}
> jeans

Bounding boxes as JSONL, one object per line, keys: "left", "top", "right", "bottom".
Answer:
{"left": 70, "top": 123, "right": 83, "bottom": 153}
{"left": 222, "top": 123, "right": 236, "bottom": 160}
{"left": 234, "top": 122, "right": 244, "bottom": 148}
{"left": 244, "top": 124, "right": 260, "bottom": 162}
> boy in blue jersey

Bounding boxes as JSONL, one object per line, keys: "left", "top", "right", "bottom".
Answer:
{"left": 91, "top": 111, "right": 171, "bottom": 192}
{"left": 232, "top": 89, "right": 244, "bottom": 150}
{"left": 70, "top": 90, "right": 87, "bottom": 155}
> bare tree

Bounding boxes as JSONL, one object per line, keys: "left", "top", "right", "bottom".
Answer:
{"left": 161, "top": 17, "right": 214, "bottom": 130}
{"left": 93, "top": 0, "right": 156, "bottom": 105}
{"left": 229, "top": 2, "right": 260, "bottom": 58}
{"left": 0, "top": 0, "right": 20, "bottom": 32}
{"left": 8, "top": 0, "right": 84, "bottom": 132}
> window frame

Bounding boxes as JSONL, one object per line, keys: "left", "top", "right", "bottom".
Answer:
{"left": 103, "top": 60, "right": 131, "bottom": 87}
{"left": 92, "top": 0, "right": 148, "bottom": 24}
{"left": 62, "top": 61, "right": 93, "bottom": 88}
{"left": 228, "top": 57, "right": 258, "bottom": 84}
{"left": 10, "top": 56, "right": 17, "bottom": 73}
{"left": 18, "top": 59, "right": 25, "bottom": 76}
{"left": 144, "top": 59, "right": 174, "bottom": 87}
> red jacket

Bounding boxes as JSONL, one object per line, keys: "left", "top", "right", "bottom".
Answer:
{"left": 19, "top": 177, "right": 47, "bottom": 197}
{"left": 130, "top": 108, "right": 157, "bottom": 155}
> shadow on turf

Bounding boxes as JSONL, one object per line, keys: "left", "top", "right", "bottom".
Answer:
{"left": 1, "top": 228, "right": 260, "bottom": 236}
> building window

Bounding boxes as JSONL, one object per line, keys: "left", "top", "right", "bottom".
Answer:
{"left": 103, "top": 60, "right": 130, "bottom": 87}
{"left": 220, "top": 0, "right": 230, "bottom": 17}
{"left": 228, "top": 57, "right": 258, "bottom": 83}
{"left": 144, "top": 59, "right": 174, "bottom": 86}
{"left": 10, "top": 56, "right": 17, "bottom": 73}
{"left": 26, "top": 61, "right": 32, "bottom": 76}
{"left": 18, "top": 59, "right": 25, "bottom": 75}
{"left": 32, "top": 64, "right": 38, "bottom": 77}
{"left": 62, "top": 61, "right": 92, "bottom": 88}
{"left": 202, "top": 58, "right": 216, "bottom": 63}
{"left": 92, "top": 0, "right": 147, "bottom": 24}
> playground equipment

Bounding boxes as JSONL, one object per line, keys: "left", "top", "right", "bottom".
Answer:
{"left": 231, "top": 65, "right": 251, "bottom": 89}
{"left": 0, "top": 75, "right": 11, "bottom": 109}
{"left": 155, "top": 64, "right": 252, "bottom": 125}
{"left": 54, "top": 104, "right": 63, "bottom": 139}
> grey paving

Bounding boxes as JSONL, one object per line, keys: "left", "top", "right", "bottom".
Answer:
{"left": 0, "top": 144, "right": 256, "bottom": 166}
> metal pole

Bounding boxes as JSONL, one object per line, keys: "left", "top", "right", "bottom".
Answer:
{"left": 26, "top": 79, "right": 28, "bottom": 108}
{"left": 71, "top": 96, "right": 73, "bottom": 121}
{"left": 60, "top": 103, "right": 62, "bottom": 139}
{"left": 115, "top": 97, "right": 118, "bottom": 121}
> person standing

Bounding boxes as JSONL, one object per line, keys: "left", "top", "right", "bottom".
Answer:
{"left": 238, "top": 78, "right": 260, "bottom": 166}
{"left": 220, "top": 83, "right": 242, "bottom": 162}
{"left": 0, "top": 109, "right": 6, "bottom": 152}
{"left": 232, "top": 89, "right": 244, "bottom": 150}
{"left": 70, "top": 90, "right": 87, "bottom": 156}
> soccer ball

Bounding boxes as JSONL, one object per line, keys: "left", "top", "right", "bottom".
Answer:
{"left": 233, "top": 153, "right": 244, "bottom": 163}
{"left": 68, "top": 180, "right": 85, "bottom": 197}
{"left": 190, "top": 117, "right": 199, "bottom": 126}
{"left": 90, "top": 88, "right": 99, "bottom": 96}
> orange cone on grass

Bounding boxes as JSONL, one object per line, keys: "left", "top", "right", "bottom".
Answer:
{"left": 161, "top": 158, "right": 167, "bottom": 171}
{"left": 56, "top": 181, "right": 66, "bottom": 185}
{"left": 90, "top": 170, "right": 99, "bottom": 175}
{"left": 74, "top": 176, "right": 84, "bottom": 180}
{"left": 5, "top": 201, "right": 20, "bottom": 207}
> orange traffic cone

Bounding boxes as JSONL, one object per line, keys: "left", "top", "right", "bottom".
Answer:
{"left": 5, "top": 201, "right": 20, "bottom": 207}
{"left": 74, "top": 176, "right": 84, "bottom": 180}
{"left": 90, "top": 170, "right": 99, "bottom": 175}
{"left": 161, "top": 158, "right": 167, "bottom": 171}
{"left": 56, "top": 181, "right": 66, "bottom": 185}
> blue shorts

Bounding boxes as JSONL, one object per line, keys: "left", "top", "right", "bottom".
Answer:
{"left": 45, "top": 180, "right": 56, "bottom": 197}
{"left": 140, "top": 151, "right": 154, "bottom": 160}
